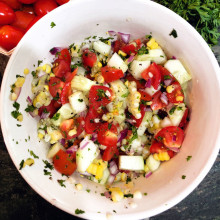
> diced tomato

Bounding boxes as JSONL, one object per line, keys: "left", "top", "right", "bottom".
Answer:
{"left": 150, "top": 141, "right": 174, "bottom": 159}
{"left": 157, "top": 65, "right": 176, "bottom": 82}
{"left": 89, "top": 85, "right": 113, "bottom": 110}
{"left": 52, "top": 59, "right": 71, "bottom": 78}
{"left": 85, "top": 107, "right": 102, "bottom": 134}
{"left": 38, "top": 100, "right": 57, "bottom": 118}
{"left": 82, "top": 48, "right": 97, "bottom": 68}
{"left": 102, "top": 146, "right": 119, "bottom": 161}
{"left": 58, "top": 48, "right": 71, "bottom": 64}
{"left": 48, "top": 77, "right": 65, "bottom": 98}
{"left": 64, "top": 67, "right": 78, "bottom": 83}
{"left": 141, "top": 63, "right": 161, "bottom": 90}
{"left": 60, "top": 117, "right": 85, "bottom": 140}
{"left": 120, "top": 39, "right": 141, "bottom": 55}
{"left": 60, "top": 82, "right": 71, "bottom": 105}
{"left": 113, "top": 40, "right": 121, "bottom": 53}
{"left": 151, "top": 91, "right": 167, "bottom": 110}
{"left": 166, "top": 81, "right": 184, "bottom": 104}
{"left": 101, "top": 66, "right": 124, "bottom": 83}
{"left": 125, "top": 74, "right": 145, "bottom": 90}
{"left": 53, "top": 149, "right": 77, "bottom": 176}
{"left": 179, "top": 108, "right": 189, "bottom": 130}
{"left": 131, "top": 104, "right": 145, "bottom": 127}
{"left": 97, "top": 122, "right": 118, "bottom": 147}
{"left": 138, "top": 90, "right": 152, "bottom": 101}
{"left": 53, "top": 100, "right": 62, "bottom": 108}
{"left": 155, "top": 126, "right": 184, "bottom": 149}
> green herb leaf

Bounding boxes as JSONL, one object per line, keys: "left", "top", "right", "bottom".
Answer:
{"left": 182, "top": 175, "right": 186, "bottom": 179}
{"left": 50, "top": 22, "right": 56, "bottom": 28}
{"left": 169, "top": 29, "right": 178, "bottom": 38}
{"left": 19, "top": 160, "right": 24, "bottom": 170}
{"left": 42, "top": 160, "right": 54, "bottom": 170}
{"left": 78, "top": 99, "right": 83, "bottom": 102}
{"left": 169, "top": 106, "right": 176, "bottom": 115}
{"left": 25, "top": 105, "right": 36, "bottom": 112}
{"left": 38, "top": 60, "right": 43, "bottom": 66}
{"left": 164, "top": 75, "right": 171, "bottom": 80}
{"left": 186, "top": 156, "right": 192, "bottom": 161}
{"left": 44, "top": 169, "right": 51, "bottom": 176}
{"left": 121, "top": 92, "right": 129, "bottom": 98}
{"left": 57, "top": 179, "right": 66, "bottom": 187}
{"left": 52, "top": 113, "right": 60, "bottom": 121}
{"left": 124, "top": 193, "right": 134, "bottom": 198}
{"left": 13, "top": 101, "right": 20, "bottom": 111}
{"left": 137, "top": 46, "right": 149, "bottom": 55}
{"left": 30, "top": 150, "right": 39, "bottom": 159}
{"left": 11, "top": 111, "right": 21, "bottom": 119}
{"left": 53, "top": 92, "right": 60, "bottom": 101}
{"left": 75, "top": 209, "right": 85, "bottom": 214}
{"left": 16, "top": 124, "right": 22, "bottom": 127}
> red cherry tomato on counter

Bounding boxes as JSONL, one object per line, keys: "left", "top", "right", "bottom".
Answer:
{"left": 26, "top": 15, "right": 42, "bottom": 32}
{"left": 53, "top": 149, "right": 77, "bottom": 176}
{"left": 141, "top": 63, "right": 162, "bottom": 90}
{"left": 48, "top": 77, "right": 65, "bottom": 98}
{"left": 155, "top": 126, "right": 184, "bottom": 149}
{"left": 18, "top": 0, "right": 37, "bottom": 4}
{"left": 98, "top": 122, "right": 118, "bottom": 147}
{"left": 21, "top": 5, "right": 35, "bottom": 15}
{"left": 52, "top": 59, "right": 71, "bottom": 78}
{"left": 0, "top": 0, "right": 22, "bottom": 10}
{"left": 34, "top": 0, "right": 58, "bottom": 16}
{"left": 55, "top": 0, "right": 69, "bottom": 5}
{"left": 0, "top": 25, "right": 24, "bottom": 50}
{"left": 101, "top": 66, "right": 124, "bottom": 83}
{"left": 0, "top": 2, "right": 16, "bottom": 25}
{"left": 82, "top": 48, "right": 97, "bottom": 68}
{"left": 11, "top": 11, "right": 35, "bottom": 30}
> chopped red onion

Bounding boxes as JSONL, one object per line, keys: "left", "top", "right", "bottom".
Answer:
{"left": 164, "top": 79, "right": 172, "bottom": 86}
{"left": 145, "top": 171, "right": 152, "bottom": 178}
{"left": 144, "top": 107, "right": 152, "bottom": 112}
{"left": 13, "top": 87, "right": 21, "bottom": 101}
{"left": 117, "top": 129, "right": 128, "bottom": 143}
{"left": 26, "top": 96, "right": 32, "bottom": 105}
{"left": 127, "top": 55, "right": 134, "bottom": 63}
{"left": 40, "top": 112, "right": 50, "bottom": 119}
{"left": 29, "top": 111, "right": 38, "bottom": 118}
{"left": 108, "top": 30, "right": 116, "bottom": 36}
{"left": 109, "top": 161, "right": 119, "bottom": 175}
{"left": 66, "top": 145, "right": 78, "bottom": 154}
{"left": 80, "top": 141, "right": 89, "bottom": 150}
{"left": 38, "top": 70, "right": 46, "bottom": 78}
{"left": 104, "top": 191, "right": 111, "bottom": 199}
{"left": 145, "top": 79, "right": 151, "bottom": 88}
{"left": 91, "top": 133, "right": 98, "bottom": 141}
{"left": 118, "top": 32, "right": 130, "bottom": 44}
{"left": 172, "top": 135, "right": 177, "bottom": 142}
{"left": 125, "top": 119, "right": 136, "bottom": 124}
{"left": 59, "top": 138, "right": 65, "bottom": 146}
{"left": 160, "top": 92, "right": 168, "bottom": 105}
{"left": 49, "top": 47, "right": 62, "bottom": 55}
{"left": 107, "top": 174, "right": 115, "bottom": 185}
{"left": 79, "top": 110, "right": 87, "bottom": 118}
{"left": 166, "top": 146, "right": 180, "bottom": 153}
{"left": 172, "top": 56, "right": 177, "bottom": 60}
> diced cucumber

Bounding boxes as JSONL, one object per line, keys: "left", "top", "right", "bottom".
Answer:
{"left": 91, "top": 168, "right": 110, "bottom": 185}
{"left": 119, "top": 156, "right": 144, "bottom": 171}
{"left": 168, "top": 103, "right": 186, "bottom": 126}
{"left": 146, "top": 155, "right": 160, "bottom": 172}
{"left": 144, "top": 85, "right": 160, "bottom": 96}
{"left": 164, "top": 59, "right": 191, "bottom": 85}
{"left": 160, "top": 117, "right": 173, "bottom": 128}
{"left": 69, "top": 91, "right": 87, "bottom": 114}
{"left": 47, "top": 142, "right": 64, "bottom": 159}
{"left": 137, "top": 111, "right": 153, "bottom": 136}
{"left": 76, "top": 138, "right": 100, "bottom": 173}
{"left": 108, "top": 53, "right": 128, "bottom": 73}
{"left": 129, "top": 60, "right": 150, "bottom": 79}
{"left": 77, "top": 66, "right": 86, "bottom": 76}
{"left": 93, "top": 41, "right": 111, "bottom": 56}
{"left": 137, "top": 48, "right": 167, "bottom": 64}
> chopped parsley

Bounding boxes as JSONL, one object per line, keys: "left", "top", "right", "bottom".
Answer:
{"left": 30, "top": 150, "right": 39, "bottom": 159}
{"left": 144, "top": 193, "right": 148, "bottom": 196}
{"left": 164, "top": 75, "right": 171, "bottom": 80}
{"left": 11, "top": 110, "right": 21, "bottom": 120}
{"left": 50, "top": 22, "right": 56, "bottom": 28}
{"left": 126, "top": 176, "right": 132, "bottom": 184}
{"left": 16, "top": 75, "right": 24, "bottom": 78}
{"left": 186, "top": 156, "right": 192, "bottom": 161}
{"left": 137, "top": 46, "right": 149, "bottom": 55}
{"left": 13, "top": 101, "right": 20, "bottom": 111}
{"left": 42, "top": 160, "right": 54, "bottom": 170}
{"left": 53, "top": 92, "right": 60, "bottom": 101}
{"left": 169, "top": 106, "right": 176, "bottom": 115}
{"left": 78, "top": 99, "right": 83, "bottom": 102}
{"left": 86, "top": 189, "right": 91, "bottom": 193}
{"left": 145, "top": 34, "right": 152, "bottom": 39}
{"left": 121, "top": 92, "right": 129, "bottom": 98}
{"left": 124, "top": 193, "right": 133, "bottom": 198}
{"left": 75, "top": 209, "right": 85, "bottom": 214}
{"left": 44, "top": 169, "right": 51, "bottom": 176}
{"left": 57, "top": 179, "right": 66, "bottom": 187}
{"left": 52, "top": 113, "right": 60, "bottom": 121}
{"left": 38, "top": 60, "right": 43, "bottom": 66}
{"left": 99, "top": 37, "right": 114, "bottom": 44}
{"left": 19, "top": 160, "right": 24, "bottom": 170}
{"left": 31, "top": 71, "right": 37, "bottom": 78}
{"left": 16, "top": 124, "right": 22, "bottom": 127}
{"left": 182, "top": 175, "right": 186, "bottom": 179}
{"left": 100, "top": 193, "right": 105, "bottom": 196}
{"left": 25, "top": 105, "right": 36, "bottom": 112}
{"left": 108, "top": 123, "right": 112, "bottom": 130}
{"left": 169, "top": 29, "right": 178, "bottom": 38}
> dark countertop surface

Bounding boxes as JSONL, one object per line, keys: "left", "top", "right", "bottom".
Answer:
{"left": 0, "top": 43, "right": 220, "bottom": 220}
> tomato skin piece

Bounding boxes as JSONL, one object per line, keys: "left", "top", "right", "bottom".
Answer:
{"left": 64, "top": 67, "right": 78, "bottom": 83}
{"left": 101, "top": 66, "right": 124, "bottom": 83}
{"left": 11, "top": 11, "right": 35, "bottom": 30}
{"left": 53, "top": 149, "right": 77, "bottom": 176}
{"left": 55, "top": 0, "right": 69, "bottom": 5}
{"left": 26, "top": 15, "right": 42, "bottom": 32}
{"left": 155, "top": 126, "right": 184, "bottom": 149}
{"left": 138, "top": 90, "right": 152, "bottom": 101}
{"left": 0, "top": 0, "right": 22, "bottom": 10}
{"left": 131, "top": 104, "right": 145, "bottom": 127}
{"left": 0, "top": 25, "right": 24, "bottom": 51}
{"left": 58, "top": 48, "right": 71, "bottom": 64}
{"left": 102, "top": 146, "right": 119, "bottom": 161}
{"left": 85, "top": 107, "right": 101, "bottom": 134}
{"left": 125, "top": 74, "right": 145, "bottom": 90}
{"left": 18, "top": 0, "right": 37, "bottom": 4}
{"left": 97, "top": 122, "right": 118, "bottom": 147}
{"left": 121, "top": 44, "right": 136, "bottom": 55}
{"left": 151, "top": 91, "right": 167, "bottom": 110}
{"left": 38, "top": 100, "right": 57, "bottom": 118}
{"left": 48, "top": 77, "right": 65, "bottom": 98}
{"left": 52, "top": 59, "right": 71, "bottom": 78}
{"left": 141, "top": 63, "right": 162, "bottom": 90}
{"left": 0, "top": 2, "right": 16, "bottom": 25}
{"left": 60, "top": 82, "right": 72, "bottom": 105}
{"left": 34, "top": 0, "right": 58, "bottom": 16}
{"left": 82, "top": 49, "right": 97, "bottom": 68}
{"left": 166, "top": 81, "right": 184, "bottom": 104}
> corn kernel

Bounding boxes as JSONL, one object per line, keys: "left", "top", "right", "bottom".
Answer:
{"left": 15, "top": 77, "right": 25, "bottom": 88}
{"left": 153, "top": 152, "right": 170, "bottom": 161}
{"left": 50, "top": 73, "right": 55, "bottom": 77}
{"left": 87, "top": 163, "right": 98, "bottom": 175}
{"left": 17, "top": 114, "right": 23, "bottom": 122}
{"left": 166, "top": 85, "right": 175, "bottom": 93}
{"left": 96, "top": 75, "right": 104, "bottom": 84}
{"left": 44, "top": 85, "right": 49, "bottom": 92}
{"left": 124, "top": 80, "right": 129, "bottom": 87}
{"left": 147, "top": 38, "right": 160, "bottom": 49}
{"left": 45, "top": 64, "right": 51, "bottom": 74}
{"left": 121, "top": 172, "right": 127, "bottom": 182}
{"left": 11, "top": 93, "right": 17, "bottom": 101}
{"left": 24, "top": 158, "right": 34, "bottom": 167}
{"left": 97, "top": 62, "right": 102, "bottom": 68}
{"left": 68, "top": 129, "right": 77, "bottom": 137}
{"left": 176, "top": 96, "right": 184, "bottom": 102}
{"left": 144, "top": 164, "right": 150, "bottom": 173}
{"left": 118, "top": 50, "right": 127, "bottom": 57}
{"left": 75, "top": 183, "right": 83, "bottom": 191}
{"left": 42, "top": 64, "right": 47, "bottom": 71}
{"left": 23, "top": 68, "right": 29, "bottom": 75}
{"left": 38, "top": 133, "right": 44, "bottom": 139}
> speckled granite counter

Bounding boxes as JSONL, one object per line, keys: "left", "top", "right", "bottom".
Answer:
{"left": 0, "top": 43, "right": 219, "bottom": 220}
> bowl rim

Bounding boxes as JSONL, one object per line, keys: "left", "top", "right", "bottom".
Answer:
{"left": 1, "top": 0, "right": 220, "bottom": 219}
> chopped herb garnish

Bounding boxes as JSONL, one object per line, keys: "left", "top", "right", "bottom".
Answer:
{"left": 164, "top": 75, "right": 171, "bottom": 80}
{"left": 169, "top": 29, "right": 178, "bottom": 38}
{"left": 145, "top": 34, "right": 152, "bottom": 39}
{"left": 42, "top": 160, "right": 54, "bottom": 170}
{"left": 121, "top": 92, "right": 129, "bottom": 98}
{"left": 144, "top": 193, "right": 148, "bottom": 196}
{"left": 11, "top": 111, "right": 21, "bottom": 119}
{"left": 75, "top": 209, "right": 85, "bottom": 214}
{"left": 100, "top": 193, "right": 105, "bottom": 196}
{"left": 50, "top": 22, "right": 56, "bottom": 28}
{"left": 44, "top": 169, "right": 51, "bottom": 176}
{"left": 19, "top": 160, "right": 24, "bottom": 170}
{"left": 16, "top": 75, "right": 24, "bottom": 78}
{"left": 78, "top": 99, "right": 83, "bottom": 102}
{"left": 157, "top": 136, "right": 163, "bottom": 141}
{"left": 169, "top": 106, "right": 176, "bottom": 115}
{"left": 85, "top": 36, "right": 91, "bottom": 40}
{"left": 38, "top": 60, "right": 43, "bottom": 66}
{"left": 186, "top": 156, "right": 192, "bottom": 161}
{"left": 30, "top": 150, "right": 39, "bottom": 159}
{"left": 137, "top": 46, "right": 149, "bottom": 55}
{"left": 113, "top": 210, "right": 117, "bottom": 213}
{"left": 53, "top": 92, "right": 60, "bottom": 101}
{"left": 31, "top": 71, "right": 37, "bottom": 78}
{"left": 108, "top": 123, "right": 112, "bottom": 130}
{"left": 99, "top": 37, "right": 114, "bottom": 44}
{"left": 86, "top": 189, "right": 91, "bottom": 193}
{"left": 124, "top": 193, "right": 134, "bottom": 198}
{"left": 52, "top": 113, "right": 60, "bottom": 121}
{"left": 25, "top": 105, "right": 36, "bottom": 112}
{"left": 13, "top": 101, "right": 20, "bottom": 111}
{"left": 16, "top": 124, "right": 22, "bottom": 127}
{"left": 126, "top": 176, "right": 132, "bottom": 184}
{"left": 182, "top": 175, "right": 186, "bottom": 179}
{"left": 57, "top": 179, "right": 66, "bottom": 187}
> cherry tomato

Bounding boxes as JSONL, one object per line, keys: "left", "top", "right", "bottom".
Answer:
{"left": 82, "top": 48, "right": 97, "bottom": 68}
{"left": 18, "top": 0, "right": 37, "bottom": 4}
{"left": 55, "top": 0, "right": 69, "bottom": 5}
{"left": 97, "top": 122, "right": 118, "bottom": 147}
{"left": 60, "top": 117, "right": 85, "bottom": 140}
{"left": 53, "top": 149, "right": 77, "bottom": 176}
{"left": 60, "top": 82, "right": 71, "bottom": 105}
{"left": 121, "top": 39, "right": 141, "bottom": 55}
{"left": 150, "top": 141, "right": 174, "bottom": 158}
{"left": 34, "top": 0, "right": 58, "bottom": 16}
{"left": 21, "top": 5, "right": 35, "bottom": 14}
{"left": 58, "top": 48, "right": 71, "bottom": 64}
{"left": 89, "top": 85, "right": 113, "bottom": 110}
{"left": 48, "top": 77, "right": 65, "bottom": 98}
{"left": 101, "top": 66, "right": 124, "bottom": 83}
{"left": 155, "top": 126, "right": 184, "bottom": 149}
{"left": 38, "top": 100, "right": 57, "bottom": 118}
{"left": 125, "top": 74, "right": 145, "bottom": 90}
{"left": 113, "top": 40, "right": 121, "bottom": 53}
{"left": 64, "top": 67, "right": 78, "bottom": 83}
{"left": 131, "top": 104, "right": 145, "bottom": 127}
{"left": 26, "top": 15, "right": 42, "bottom": 32}
{"left": 102, "top": 146, "right": 119, "bottom": 161}
{"left": 85, "top": 107, "right": 102, "bottom": 134}
{"left": 0, "top": 25, "right": 24, "bottom": 50}
{"left": 52, "top": 59, "right": 71, "bottom": 78}
{"left": 179, "top": 108, "right": 189, "bottom": 130}
{"left": 138, "top": 90, "right": 152, "bottom": 102}
{"left": 151, "top": 91, "right": 167, "bottom": 110}
{"left": 166, "top": 81, "right": 184, "bottom": 104}
{"left": 141, "top": 63, "right": 161, "bottom": 90}
{"left": 0, "top": 2, "right": 15, "bottom": 25}
{"left": 11, "top": 11, "right": 35, "bottom": 30}
{"left": 0, "top": 0, "right": 22, "bottom": 10}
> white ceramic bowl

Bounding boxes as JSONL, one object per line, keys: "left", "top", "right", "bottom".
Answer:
{"left": 1, "top": 0, "right": 220, "bottom": 219}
